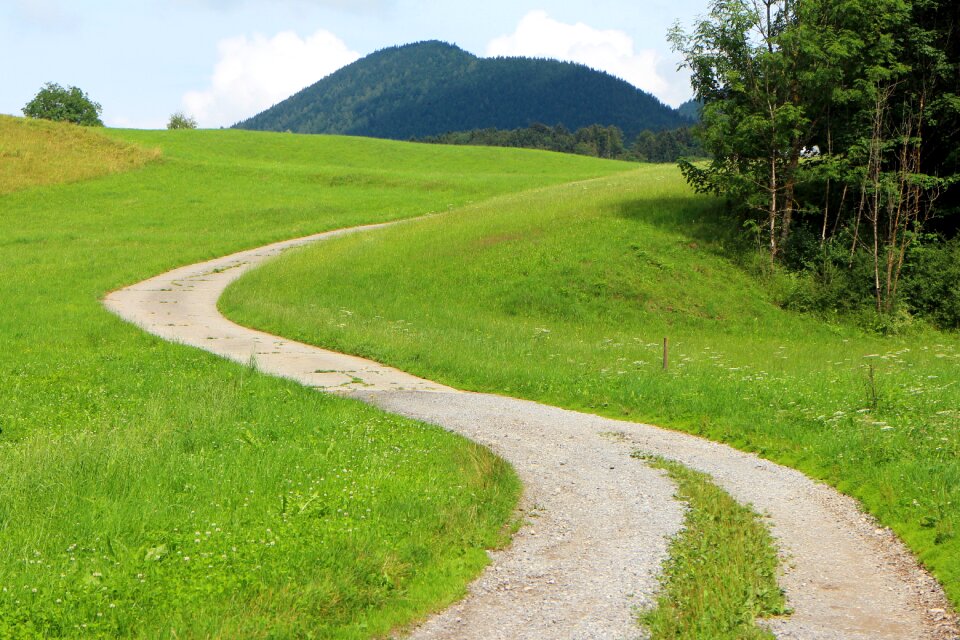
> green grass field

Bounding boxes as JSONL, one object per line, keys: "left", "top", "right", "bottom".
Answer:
{"left": 0, "top": 118, "right": 635, "bottom": 638}
{"left": 222, "top": 166, "right": 960, "bottom": 609}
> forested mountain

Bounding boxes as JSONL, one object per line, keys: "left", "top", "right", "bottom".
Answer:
{"left": 676, "top": 99, "right": 702, "bottom": 122}
{"left": 234, "top": 41, "right": 688, "bottom": 140}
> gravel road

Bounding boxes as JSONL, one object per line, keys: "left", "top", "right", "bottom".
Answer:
{"left": 104, "top": 223, "right": 959, "bottom": 639}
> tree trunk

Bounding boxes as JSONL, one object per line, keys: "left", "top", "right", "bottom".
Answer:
{"left": 769, "top": 153, "right": 779, "bottom": 264}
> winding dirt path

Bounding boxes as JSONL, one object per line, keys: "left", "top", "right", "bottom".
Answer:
{"left": 104, "top": 223, "right": 958, "bottom": 640}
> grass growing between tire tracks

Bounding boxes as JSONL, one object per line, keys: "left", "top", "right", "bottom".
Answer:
{"left": 222, "top": 167, "right": 960, "bottom": 610}
{"left": 0, "top": 118, "right": 632, "bottom": 637}
{"left": 635, "top": 454, "right": 788, "bottom": 639}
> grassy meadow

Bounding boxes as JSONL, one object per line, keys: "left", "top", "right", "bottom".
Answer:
{"left": 222, "top": 166, "right": 960, "bottom": 608}
{"left": 0, "top": 117, "right": 635, "bottom": 637}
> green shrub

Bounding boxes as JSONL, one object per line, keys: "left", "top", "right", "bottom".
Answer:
{"left": 902, "top": 237, "right": 960, "bottom": 330}
{"left": 778, "top": 234, "right": 877, "bottom": 317}
{"left": 167, "top": 112, "right": 198, "bottom": 130}
{"left": 22, "top": 83, "right": 103, "bottom": 126}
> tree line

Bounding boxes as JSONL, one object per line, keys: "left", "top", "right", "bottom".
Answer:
{"left": 672, "top": 0, "right": 960, "bottom": 329}
{"left": 417, "top": 123, "right": 705, "bottom": 163}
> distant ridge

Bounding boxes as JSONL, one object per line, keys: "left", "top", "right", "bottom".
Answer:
{"left": 234, "top": 41, "right": 689, "bottom": 141}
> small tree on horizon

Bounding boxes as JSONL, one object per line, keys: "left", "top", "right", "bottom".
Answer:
{"left": 167, "top": 112, "right": 198, "bottom": 130}
{"left": 22, "top": 82, "right": 103, "bottom": 126}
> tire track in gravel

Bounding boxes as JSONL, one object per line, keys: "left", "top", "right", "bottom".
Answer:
{"left": 104, "top": 222, "right": 958, "bottom": 640}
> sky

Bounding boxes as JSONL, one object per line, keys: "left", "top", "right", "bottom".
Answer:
{"left": 1, "top": 0, "right": 709, "bottom": 129}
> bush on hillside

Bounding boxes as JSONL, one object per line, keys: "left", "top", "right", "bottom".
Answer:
{"left": 23, "top": 83, "right": 103, "bottom": 126}
{"left": 776, "top": 232, "right": 960, "bottom": 332}
{"left": 167, "top": 112, "right": 198, "bottom": 130}
{"left": 901, "top": 238, "right": 960, "bottom": 330}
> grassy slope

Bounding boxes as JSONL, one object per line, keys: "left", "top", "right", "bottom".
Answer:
{"left": 0, "top": 120, "right": 632, "bottom": 637}
{"left": 0, "top": 115, "right": 159, "bottom": 195}
{"left": 222, "top": 166, "right": 960, "bottom": 608}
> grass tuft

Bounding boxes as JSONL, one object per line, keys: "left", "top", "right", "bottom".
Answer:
{"left": 636, "top": 454, "right": 788, "bottom": 639}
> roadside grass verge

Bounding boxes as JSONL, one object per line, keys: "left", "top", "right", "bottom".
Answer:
{"left": 221, "top": 166, "right": 960, "bottom": 608}
{"left": 635, "top": 454, "right": 787, "bottom": 639}
{"left": 0, "top": 118, "right": 631, "bottom": 637}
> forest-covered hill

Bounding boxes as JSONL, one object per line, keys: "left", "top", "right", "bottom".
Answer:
{"left": 234, "top": 41, "right": 690, "bottom": 140}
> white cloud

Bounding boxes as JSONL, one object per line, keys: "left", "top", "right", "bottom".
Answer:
{"left": 486, "top": 10, "right": 685, "bottom": 106}
{"left": 183, "top": 29, "right": 360, "bottom": 128}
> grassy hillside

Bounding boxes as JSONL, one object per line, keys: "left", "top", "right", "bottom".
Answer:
{"left": 235, "top": 41, "right": 687, "bottom": 141}
{"left": 0, "top": 115, "right": 158, "bottom": 195}
{"left": 222, "top": 167, "right": 960, "bottom": 608}
{"left": 0, "top": 119, "right": 633, "bottom": 637}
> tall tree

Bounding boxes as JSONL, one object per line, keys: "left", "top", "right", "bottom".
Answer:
{"left": 670, "top": 0, "right": 808, "bottom": 263}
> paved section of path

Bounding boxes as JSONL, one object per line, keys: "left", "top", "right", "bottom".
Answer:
{"left": 104, "top": 223, "right": 959, "bottom": 640}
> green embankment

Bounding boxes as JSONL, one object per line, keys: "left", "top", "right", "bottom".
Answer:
{"left": 0, "top": 119, "right": 631, "bottom": 637}
{"left": 222, "top": 166, "right": 960, "bottom": 609}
